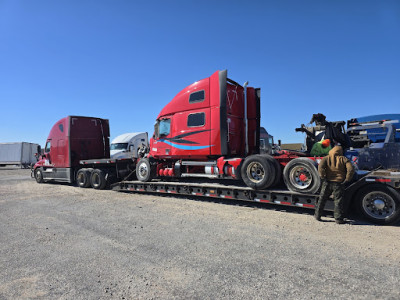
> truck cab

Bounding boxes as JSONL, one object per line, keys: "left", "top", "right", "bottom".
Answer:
{"left": 259, "top": 127, "right": 280, "bottom": 154}
{"left": 149, "top": 70, "right": 260, "bottom": 160}
{"left": 110, "top": 132, "right": 148, "bottom": 159}
{"left": 137, "top": 70, "right": 267, "bottom": 185}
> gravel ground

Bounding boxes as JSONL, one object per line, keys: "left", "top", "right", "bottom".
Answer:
{"left": 0, "top": 167, "right": 399, "bottom": 299}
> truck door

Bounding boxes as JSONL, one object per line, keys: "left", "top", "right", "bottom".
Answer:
{"left": 170, "top": 109, "right": 211, "bottom": 158}
{"left": 43, "top": 140, "right": 52, "bottom": 166}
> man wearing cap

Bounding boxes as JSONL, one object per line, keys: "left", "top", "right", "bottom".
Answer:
{"left": 310, "top": 139, "right": 331, "bottom": 156}
{"left": 314, "top": 145, "right": 355, "bottom": 224}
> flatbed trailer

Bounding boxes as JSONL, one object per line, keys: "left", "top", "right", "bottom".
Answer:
{"left": 112, "top": 169, "right": 400, "bottom": 225}
{"left": 111, "top": 180, "right": 326, "bottom": 208}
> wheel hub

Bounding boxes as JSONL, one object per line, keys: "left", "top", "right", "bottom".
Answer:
{"left": 362, "top": 191, "right": 396, "bottom": 220}
{"left": 290, "top": 167, "right": 312, "bottom": 189}
{"left": 139, "top": 164, "right": 148, "bottom": 177}
{"left": 299, "top": 173, "right": 308, "bottom": 182}
{"left": 373, "top": 199, "right": 386, "bottom": 210}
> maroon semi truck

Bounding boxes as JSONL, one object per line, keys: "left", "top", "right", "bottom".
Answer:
{"left": 33, "top": 116, "right": 136, "bottom": 189}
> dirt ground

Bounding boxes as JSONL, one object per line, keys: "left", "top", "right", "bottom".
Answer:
{"left": 0, "top": 167, "right": 399, "bottom": 299}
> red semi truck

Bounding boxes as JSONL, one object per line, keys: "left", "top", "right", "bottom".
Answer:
{"left": 33, "top": 70, "right": 400, "bottom": 225}
{"left": 136, "top": 70, "right": 289, "bottom": 191}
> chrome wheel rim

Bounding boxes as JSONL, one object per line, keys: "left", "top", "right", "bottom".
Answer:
{"left": 362, "top": 191, "right": 396, "bottom": 220}
{"left": 92, "top": 173, "right": 100, "bottom": 185}
{"left": 77, "top": 173, "right": 84, "bottom": 184}
{"left": 138, "top": 162, "right": 149, "bottom": 178}
{"left": 289, "top": 166, "right": 312, "bottom": 190}
{"left": 246, "top": 162, "right": 265, "bottom": 183}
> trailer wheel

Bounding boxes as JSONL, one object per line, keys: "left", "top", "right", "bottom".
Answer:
{"left": 34, "top": 168, "right": 44, "bottom": 183}
{"left": 76, "top": 169, "right": 91, "bottom": 188}
{"left": 356, "top": 184, "right": 400, "bottom": 225}
{"left": 283, "top": 158, "right": 320, "bottom": 194}
{"left": 241, "top": 155, "right": 275, "bottom": 190}
{"left": 91, "top": 169, "right": 107, "bottom": 190}
{"left": 136, "top": 158, "right": 152, "bottom": 182}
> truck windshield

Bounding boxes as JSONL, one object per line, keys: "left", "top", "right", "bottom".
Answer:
{"left": 159, "top": 119, "right": 171, "bottom": 137}
{"left": 268, "top": 136, "right": 274, "bottom": 145}
{"left": 110, "top": 143, "right": 128, "bottom": 150}
{"left": 154, "top": 118, "right": 171, "bottom": 139}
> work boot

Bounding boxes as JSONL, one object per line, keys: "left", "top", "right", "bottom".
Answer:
{"left": 335, "top": 219, "right": 346, "bottom": 224}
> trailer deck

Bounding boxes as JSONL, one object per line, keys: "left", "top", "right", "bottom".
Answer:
{"left": 111, "top": 180, "right": 336, "bottom": 211}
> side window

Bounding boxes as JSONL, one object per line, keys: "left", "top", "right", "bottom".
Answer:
{"left": 260, "top": 139, "right": 266, "bottom": 149}
{"left": 45, "top": 140, "right": 51, "bottom": 153}
{"left": 189, "top": 90, "right": 205, "bottom": 104}
{"left": 59, "top": 123, "right": 64, "bottom": 132}
{"left": 188, "top": 113, "right": 205, "bottom": 127}
{"left": 159, "top": 119, "right": 171, "bottom": 136}
{"left": 366, "top": 128, "right": 388, "bottom": 143}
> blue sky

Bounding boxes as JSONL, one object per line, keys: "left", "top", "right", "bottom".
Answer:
{"left": 1, "top": 0, "right": 399, "bottom": 146}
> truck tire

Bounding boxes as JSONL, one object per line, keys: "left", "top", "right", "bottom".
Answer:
{"left": 91, "top": 169, "right": 107, "bottom": 190}
{"left": 355, "top": 184, "right": 400, "bottom": 225}
{"left": 241, "top": 155, "right": 275, "bottom": 190}
{"left": 260, "top": 154, "right": 282, "bottom": 187}
{"left": 76, "top": 169, "right": 91, "bottom": 188}
{"left": 283, "top": 157, "right": 320, "bottom": 194}
{"left": 34, "top": 168, "right": 44, "bottom": 183}
{"left": 136, "top": 158, "right": 152, "bottom": 182}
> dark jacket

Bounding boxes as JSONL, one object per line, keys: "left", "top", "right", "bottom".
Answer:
{"left": 318, "top": 146, "right": 355, "bottom": 183}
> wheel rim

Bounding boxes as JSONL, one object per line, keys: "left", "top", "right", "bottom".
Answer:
{"left": 77, "top": 173, "right": 84, "bottom": 184}
{"left": 362, "top": 191, "right": 396, "bottom": 220}
{"left": 246, "top": 162, "right": 265, "bottom": 183}
{"left": 35, "top": 170, "right": 41, "bottom": 180}
{"left": 289, "top": 166, "right": 312, "bottom": 190}
{"left": 93, "top": 173, "right": 100, "bottom": 186}
{"left": 138, "top": 162, "right": 149, "bottom": 179}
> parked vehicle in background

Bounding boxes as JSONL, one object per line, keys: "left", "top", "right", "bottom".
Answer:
{"left": 0, "top": 142, "right": 41, "bottom": 168}
{"left": 32, "top": 116, "right": 137, "bottom": 189}
{"left": 110, "top": 132, "right": 148, "bottom": 159}
{"left": 259, "top": 127, "right": 280, "bottom": 154}
{"left": 346, "top": 114, "right": 400, "bottom": 170}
